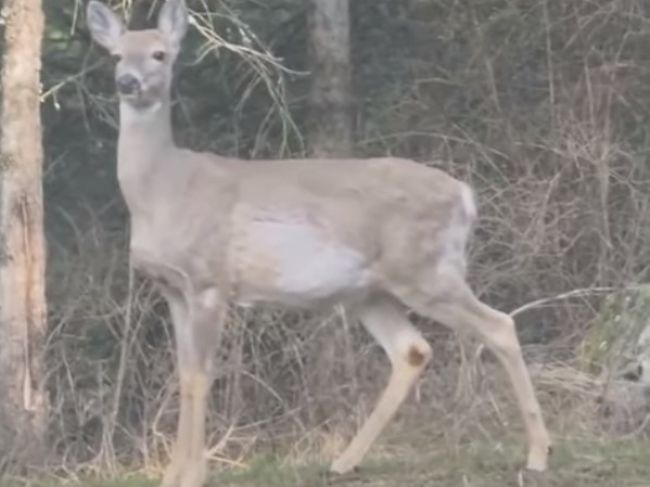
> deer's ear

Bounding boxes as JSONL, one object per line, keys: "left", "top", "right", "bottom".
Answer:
{"left": 158, "top": 0, "right": 188, "bottom": 53}
{"left": 87, "top": 1, "right": 125, "bottom": 52}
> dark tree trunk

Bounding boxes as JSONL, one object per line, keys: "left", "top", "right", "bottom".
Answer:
{"left": 0, "top": 0, "right": 48, "bottom": 467}
{"left": 307, "top": 0, "right": 353, "bottom": 157}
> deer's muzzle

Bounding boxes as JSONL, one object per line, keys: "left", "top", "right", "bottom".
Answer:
{"left": 116, "top": 74, "right": 141, "bottom": 96}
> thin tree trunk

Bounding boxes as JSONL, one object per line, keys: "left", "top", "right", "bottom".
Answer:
{"left": 306, "top": 0, "right": 355, "bottom": 416}
{"left": 0, "top": 0, "right": 48, "bottom": 466}
{"left": 307, "top": 0, "right": 353, "bottom": 157}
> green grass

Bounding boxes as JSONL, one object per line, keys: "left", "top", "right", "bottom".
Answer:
{"left": 6, "top": 436, "right": 650, "bottom": 487}
{"left": 212, "top": 437, "right": 650, "bottom": 486}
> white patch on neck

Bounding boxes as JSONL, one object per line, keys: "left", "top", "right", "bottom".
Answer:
{"left": 119, "top": 101, "right": 163, "bottom": 125}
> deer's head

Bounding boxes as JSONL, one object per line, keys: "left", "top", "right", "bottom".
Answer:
{"left": 87, "top": 0, "right": 188, "bottom": 110}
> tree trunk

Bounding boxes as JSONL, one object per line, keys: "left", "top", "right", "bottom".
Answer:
{"left": 306, "top": 0, "right": 356, "bottom": 420}
{"left": 0, "top": 0, "right": 48, "bottom": 466}
{"left": 307, "top": 0, "right": 353, "bottom": 157}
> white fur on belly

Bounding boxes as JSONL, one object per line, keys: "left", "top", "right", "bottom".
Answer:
{"left": 249, "top": 218, "right": 368, "bottom": 298}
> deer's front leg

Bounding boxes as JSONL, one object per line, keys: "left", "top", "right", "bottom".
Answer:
{"left": 161, "top": 296, "right": 192, "bottom": 487}
{"left": 163, "top": 288, "right": 224, "bottom": 487}
{"left": 176, "top": 368, "right": 211, "bottom": 487}
{"left": 161, "top": 379, "right": 192, "bottom": 487}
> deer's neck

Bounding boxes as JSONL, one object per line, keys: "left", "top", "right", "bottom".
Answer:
{"left": 118, "top": 99, "right": 174, "bottom": 159}
{"left": 117, "top": 99, "right": 175, "bottom": 208}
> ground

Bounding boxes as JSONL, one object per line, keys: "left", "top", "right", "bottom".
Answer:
{"left": 6, "top": 434, "right": 650, "bottom": 487}
{"left": 208, "top": 437, "right": 650, "bottom": 487}
{"left": 3, "top": 359, "right": 649, "bottom": 487}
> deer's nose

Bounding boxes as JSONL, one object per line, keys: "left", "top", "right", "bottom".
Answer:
{"left": 116, "top": 74, "right": 140, "bottom": 95}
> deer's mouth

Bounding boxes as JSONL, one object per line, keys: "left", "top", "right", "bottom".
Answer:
{"left": 122, "top": 96, "right": 160, "bottom": 112}
{"left": 120, "top": 91, "right": 145, "bottom": 105}
{"left": 116, "top": 77, "right": 166, "bottom": 110}
{"left": 119, "top": 86, "right": 141, "bottom": 97}
{"left": 118, "top": 86, "right": 163, "bottom": 111}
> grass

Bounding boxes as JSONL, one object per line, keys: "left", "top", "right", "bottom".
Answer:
{"left": 6, "top": 434, "right": 650, "bottom": 487}
{"left": 209, "top": 437, "right": 650, "bottom": 487}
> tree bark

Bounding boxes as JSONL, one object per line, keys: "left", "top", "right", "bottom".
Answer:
{"left": 307, "top": 0, "right": 353, "bottom": 157}
{"left": 0, "top": 0, "right": 48, "bottom": 466}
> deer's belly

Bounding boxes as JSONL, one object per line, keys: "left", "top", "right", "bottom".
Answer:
{"left": 231, "top": 217, "right": 372, "bottom": 306}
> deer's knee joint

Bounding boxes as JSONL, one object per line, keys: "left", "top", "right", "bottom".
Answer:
{"left": 406, "top": 340, "right": 432, "bottom": 368}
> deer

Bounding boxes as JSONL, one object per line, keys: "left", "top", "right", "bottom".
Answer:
{"left": 85, "top": 1, "right": 551, "bottom": 486}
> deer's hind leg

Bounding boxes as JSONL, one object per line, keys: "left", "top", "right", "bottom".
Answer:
{"left": 331, "top": 296, "right": 431, "bottom": 474}
{"left": 391, "top": 267, "right": 551, "bottom": 471}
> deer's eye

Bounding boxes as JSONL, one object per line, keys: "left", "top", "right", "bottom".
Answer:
{"left": 152, "top": 51, "right": 166, "bottom": 62}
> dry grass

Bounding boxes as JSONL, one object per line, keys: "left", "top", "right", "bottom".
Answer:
{"left": 6, "top": 423, "right": 650, "bottom": 486}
